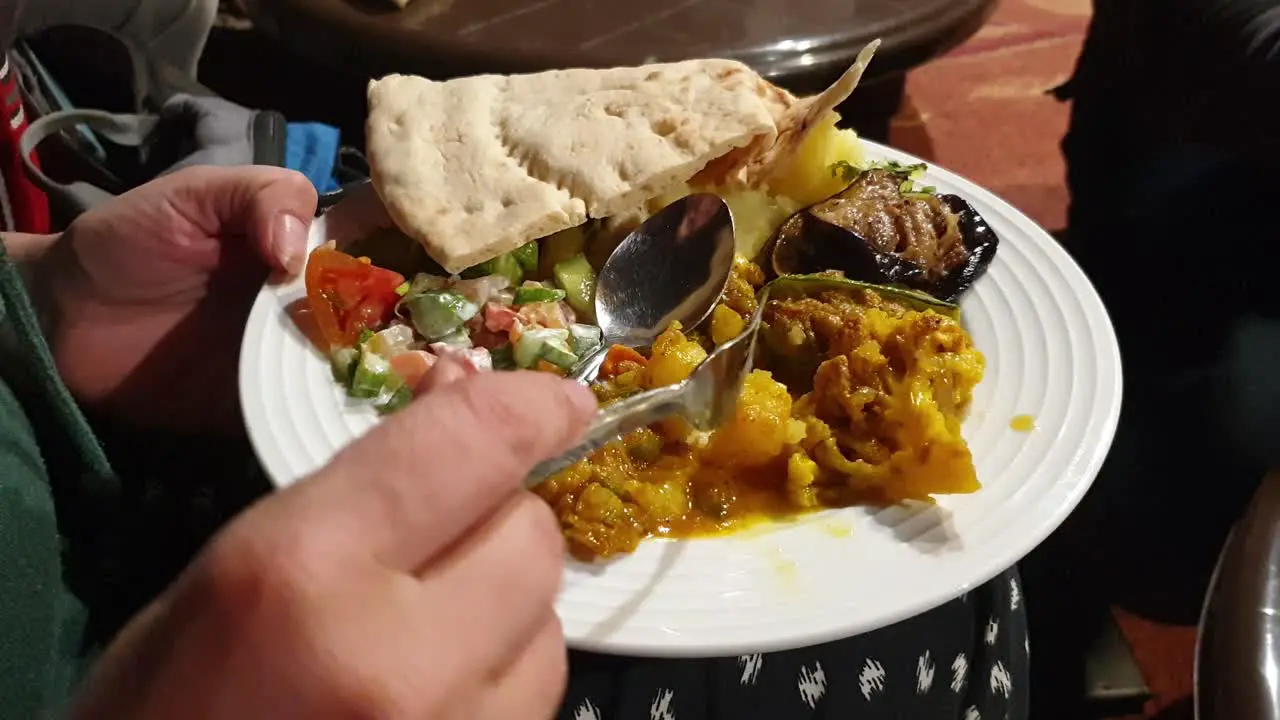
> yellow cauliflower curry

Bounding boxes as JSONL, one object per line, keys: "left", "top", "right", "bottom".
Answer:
{"left": 533, "top": 261, "right": 985, "bottom": 561}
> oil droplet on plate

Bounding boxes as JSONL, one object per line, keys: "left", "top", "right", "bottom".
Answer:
{"left": 1010, "top": 414, "right": 1036, "bottom": 432}
{"left": 819, "top": 521, "right": 852, "bottom": 538}
{"left": 769, "top": 547, "right": 800, "bottom": 594}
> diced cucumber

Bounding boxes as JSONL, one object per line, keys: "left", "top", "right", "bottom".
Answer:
{"left": 513, "top": 328, "right": 571, "bottom": 369}
{"left": 433, "top": 327, "right": 473, "bottom": 349}
{"left": 513, "top": 286, "right": 567, "bottom": 305}
{"left": 350, "top": 350, "right": 392, "bottom": 398}
{"left": 376, "top": 384, "right": 414, "bottom": 415}
{"left": 330, "top": 347, "right": 359, "bottom": 385}
{"left": 409, "top": 273, "right": 449, "bottom": 295}
{"left": 462, "top": 252, "right": 524, "bottom": 286}
{"left": 372, "top": 364, "right": 409, "bottom": 412}
{"left": 539, "top": 226, "right": 586, "bottom": 278}
{"left": 568, "top": 323, "right": 603, "bottom": 355}
{"left": 367, "top": 324, "right": 416, "bottom": 357}
{"left": 538, "top": 337, "right": 578, "bottom": 371}
{"left": 511, "top": 241, "right": 539, "bottom": 274}
{"left": 553, "top": 253, "right": 597, "bottom": 321}
{"left": 405, "top": 290, "right": 478, "bottom": 340}
{"left": 490, "top": 345, "right": 516, "bottom": 370}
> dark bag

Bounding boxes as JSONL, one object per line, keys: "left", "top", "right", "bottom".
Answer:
{"left": 12, "top": 24, "right": 287, "bottom": 224}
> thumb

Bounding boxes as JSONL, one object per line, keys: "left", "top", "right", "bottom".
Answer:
{"left": 274, "top": 371, "right": 597, "bottom": 570}
{"left": 165, "top": 165, "right": 318, "bottom": 274}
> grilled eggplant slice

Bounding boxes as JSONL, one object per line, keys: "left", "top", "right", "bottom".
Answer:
{"left": 770, "top": 165, "right": 999, "bottom": 302}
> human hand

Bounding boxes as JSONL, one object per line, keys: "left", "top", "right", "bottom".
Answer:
{"left": 69, "top": 367, "right": 597, "bottom": 720}
{"left": 35, "top": 165, "right": 316, "bottom": 431}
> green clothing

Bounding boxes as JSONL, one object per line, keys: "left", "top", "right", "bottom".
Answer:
{"left": 0, "top": 241, "right": 275, "bottom": 717}
{"left": 0, "top": 372, "right": 84, "bottom": 718}
{"left": 0, "top": 243, "right": 107, "bottom": 717}
{"left": 0, "top": 240, "right": 231, "bottom": 717}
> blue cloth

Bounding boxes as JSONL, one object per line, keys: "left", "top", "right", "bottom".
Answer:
{"left": 285, "top": 122, "right": 341, "bottom": 193}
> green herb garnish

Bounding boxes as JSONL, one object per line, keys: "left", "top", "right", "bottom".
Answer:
{"left": 829, "top": 159, "right": 932, "bottom": 190}
{"left": 868, "top": 159, "right": 929, "bottom": 177}
{"left": 830, "top": 159, "right": 861, "bottom": 184}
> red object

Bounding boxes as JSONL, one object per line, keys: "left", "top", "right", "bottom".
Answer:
{"left": 304, "top": 246, "right": 406, "bottom": 349}
{"left": 0, "top": 52, "right": 50, "bottom": 234}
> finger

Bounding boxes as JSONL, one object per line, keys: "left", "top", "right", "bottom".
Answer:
{"left": 416, "top": 354, "right": 471, "bottom": 394}
{"left": 417, "top": 493, "right": 565, "bottom": 678}
{"left": 163, "top": 165, "right": 317, "bottom": 274}
{"left": 291, "top": 370, "right": 596, "bottom": 569}
{"left": 473, "top": 614, "right": 568, "bottom": 720}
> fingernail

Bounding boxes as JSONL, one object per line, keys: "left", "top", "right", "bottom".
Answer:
{"left": 271, "top": 212, "right": 306, "bottom": 274}
{"left": 562, "top": 380, "right": 598, "bottom": 417}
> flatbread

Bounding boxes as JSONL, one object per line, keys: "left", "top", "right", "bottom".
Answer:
{"left": 366, "top": 61, "right": 779, "bottom": 274}
{"left": 742, "top": 40, "right": 880, "bottom": 185}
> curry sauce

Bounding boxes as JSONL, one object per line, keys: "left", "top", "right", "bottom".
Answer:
{"left": 532, "top": 262, "right": 985, "bottom": 561}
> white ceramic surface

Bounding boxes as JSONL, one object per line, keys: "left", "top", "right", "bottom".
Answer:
{"left": 239, "top": 141, "right": 1122, "bottom": 657}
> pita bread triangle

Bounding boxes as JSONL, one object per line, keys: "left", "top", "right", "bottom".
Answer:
{"left": 365, "top": 60, "right": 780, "bottom": 274}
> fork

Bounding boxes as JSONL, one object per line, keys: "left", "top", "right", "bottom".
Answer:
{"left": 525, "top": 289, "right": 770, "bottom": 488}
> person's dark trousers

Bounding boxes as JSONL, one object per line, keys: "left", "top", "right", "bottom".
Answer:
{"left": 1023, "top": 0, "right": 1280, "bottom": 716}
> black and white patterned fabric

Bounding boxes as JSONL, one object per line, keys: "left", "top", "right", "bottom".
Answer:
{"left": 559, "top": 567, "right": 1029, "bottom": 720}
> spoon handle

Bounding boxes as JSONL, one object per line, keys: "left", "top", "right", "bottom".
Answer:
{"left": 569, "top": 345, "right": 609, "bottom": 383}
{"left": 525, "top": 384, "right": 686, "bottom": 486}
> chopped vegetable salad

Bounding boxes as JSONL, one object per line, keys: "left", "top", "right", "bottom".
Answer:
{"left": 305, "top": 235, "right": 601, "bottom": 414}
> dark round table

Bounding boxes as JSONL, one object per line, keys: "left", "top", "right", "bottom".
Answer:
{"left": 242, "top": 0, "right": 996, "bottom": 142}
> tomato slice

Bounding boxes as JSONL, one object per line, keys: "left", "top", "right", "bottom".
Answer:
{"left": 304, "top": 247, "right": 406, "bottom": 349}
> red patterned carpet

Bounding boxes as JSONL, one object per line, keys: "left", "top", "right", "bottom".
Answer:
{"left": 890, "top": 0, "right": 1090, "bottom": 232}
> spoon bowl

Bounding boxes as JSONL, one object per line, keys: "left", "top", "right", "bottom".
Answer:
{"left": 572, "top": 193, "right": 736, "bottom": 380}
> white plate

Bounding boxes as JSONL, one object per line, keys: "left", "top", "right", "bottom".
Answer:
{"left": 240, "top": 141, "right": 1121, "bottom": 657}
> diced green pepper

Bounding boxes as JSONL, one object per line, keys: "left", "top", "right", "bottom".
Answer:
{"left": 405, "top": 290, "right": 479, "bottom": 340}
{"left": 513, "top": 286, "right": 567, "bottom": 305}
{"left": 553, "top": 253, "right": 597, "bottom": 321}
{"left": 511, "top": 240, "right": 540, "bottom": 274}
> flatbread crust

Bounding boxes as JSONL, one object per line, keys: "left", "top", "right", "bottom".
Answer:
{"left": 366, "top": 61, "right": 779, "bottom": 273}
{"left": 742, "top": 40, "right": 880, "bottom": 186}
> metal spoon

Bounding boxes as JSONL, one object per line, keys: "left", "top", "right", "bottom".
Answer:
{"left": 526, "top": 289, "right": 769, "bottom": 487}
{"left": 570, "top": 193, "right": 736, "bottom": 381}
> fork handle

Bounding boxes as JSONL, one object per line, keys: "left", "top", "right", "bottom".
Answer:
{"left": 525, "top": 384, "right": 686, "bottom": 487}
